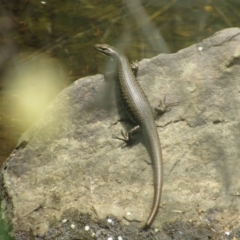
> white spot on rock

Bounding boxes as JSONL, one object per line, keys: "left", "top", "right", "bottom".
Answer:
{"left": 107, "top": 218, "right": 113, "bottom": 223}
{"left": 225, "top": 231, "right": 230, "bottom": 236}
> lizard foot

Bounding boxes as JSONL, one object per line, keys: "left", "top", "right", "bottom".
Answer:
{"left": 112, "top": 129, "right": 132, "bottom": 145}
{"left": 155, "top": 95, "right": 179, "bottom": 114}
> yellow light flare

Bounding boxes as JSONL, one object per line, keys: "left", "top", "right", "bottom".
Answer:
{"left": 3, "top": 53, "right": 66, "bottom": 131}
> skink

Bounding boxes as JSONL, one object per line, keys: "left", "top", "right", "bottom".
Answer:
{"left": 95, "top": 43, "right": 175, "bottom": 228}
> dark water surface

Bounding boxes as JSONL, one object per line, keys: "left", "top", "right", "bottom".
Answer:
{"left": 0, "top": 0, "right": 239, "bottom": 238}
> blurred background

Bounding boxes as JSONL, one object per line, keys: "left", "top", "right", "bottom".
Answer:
{"left": 0, "top": 0, "right": 240, "bottom": 237}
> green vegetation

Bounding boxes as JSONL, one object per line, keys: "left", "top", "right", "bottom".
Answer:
{"left": 0, "top": 208, "right": 14, "bottom": 240}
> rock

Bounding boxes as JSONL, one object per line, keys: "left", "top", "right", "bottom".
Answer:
{"left": 1, "top": 27, "right": 240, "bottom": 239}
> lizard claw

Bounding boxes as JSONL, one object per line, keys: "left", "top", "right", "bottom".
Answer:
{"left": 112, "top": 130, "right": 131, "bottom": 145}
{"left": 155, "top": 95, "right": 179, "bottom": 114}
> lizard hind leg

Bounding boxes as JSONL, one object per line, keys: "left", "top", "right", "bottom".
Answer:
{"left": 112, "top": 125, "right": 141, "bottom": 145}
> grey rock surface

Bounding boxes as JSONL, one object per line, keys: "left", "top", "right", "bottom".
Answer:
{"left": 1, "top": 27, "right": 240, "bottom": 239}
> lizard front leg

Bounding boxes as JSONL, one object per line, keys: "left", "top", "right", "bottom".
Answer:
{"left": 154, "top": 95, "right": 179, "bottom": 116}
{"left": 131, "top": 61, "right": 139, "bottom": 77}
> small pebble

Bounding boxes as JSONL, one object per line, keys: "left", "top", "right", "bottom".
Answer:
{"left": 85, "top": 225, "right": 90, "bottom": 231}
{"left": 107, "top": 218, "right": 113, "bottom": 223}
{"left": 225, "top": 231, "right": 230, "bottom": 236}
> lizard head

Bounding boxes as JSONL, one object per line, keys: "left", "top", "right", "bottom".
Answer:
{"left": 94, "top": 44, "right": 119, "bottom": 59}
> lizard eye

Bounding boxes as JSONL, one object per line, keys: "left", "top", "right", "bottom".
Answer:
{"left": 99, "top": 47, "right": 107, "bottom": 52}
{"left": 103, "top": 48, "right": 112, "bottom": 55}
